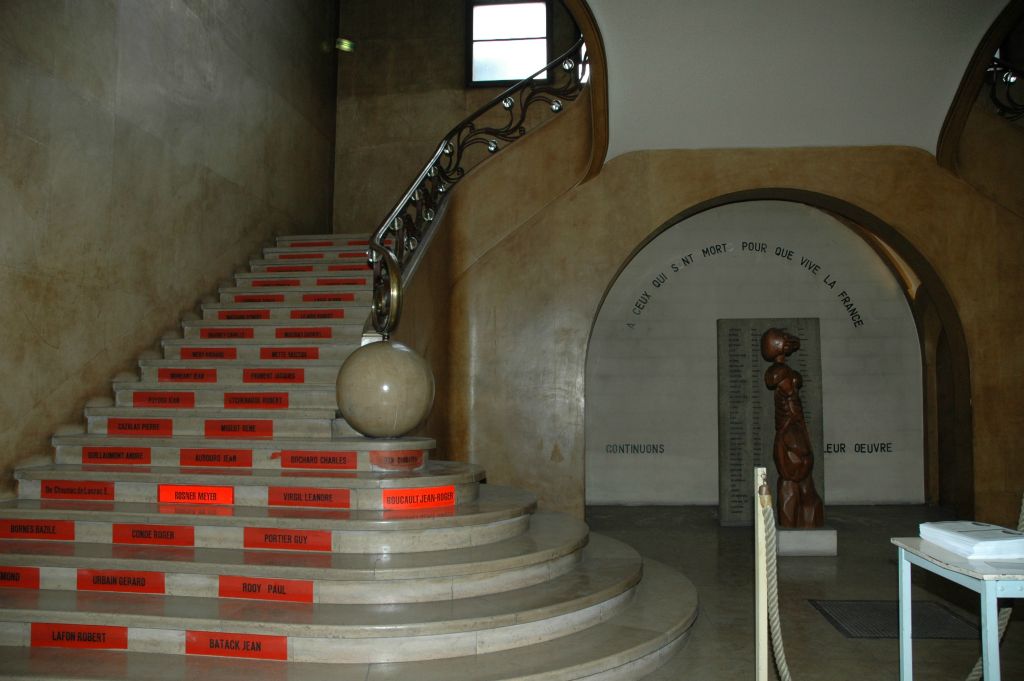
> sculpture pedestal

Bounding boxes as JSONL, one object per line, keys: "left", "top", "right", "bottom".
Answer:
{"left": 778, "top": 528, "right": 837, "bottom": 556}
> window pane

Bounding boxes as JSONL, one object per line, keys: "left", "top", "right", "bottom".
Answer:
{"left": 472, "top": 38, "right": 548, "bottom": 82}
{"left": 473, "top": 3, "right": 546, "bottom": 41}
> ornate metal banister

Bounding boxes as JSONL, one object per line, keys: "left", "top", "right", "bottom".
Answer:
{"left": 987, "top": 57, "right": 1023, "bottom": 120}
{"left": 367, "top": 36, "right": 590, "bottom": 338}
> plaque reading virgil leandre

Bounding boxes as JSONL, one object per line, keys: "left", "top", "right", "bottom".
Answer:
{"left": 716, "top": 318, "right": 823, "bottom": 526}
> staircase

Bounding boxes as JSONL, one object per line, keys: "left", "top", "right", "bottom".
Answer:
{"left": 0, "top": 233, "right": 697, "bottom": 679}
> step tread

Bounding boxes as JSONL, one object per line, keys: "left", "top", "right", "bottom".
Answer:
{"left": 0, "top": 560, "right": 695, "bottom": 680}
{"left": 15, "top": 461, "right": 484, "bottom": 488}
{"left": 112, "top": 382, "right": 338, "bottom": 393}
{"left": 0, "top": 537, "right": 639, "bottom": 637}
{"left": 52, "top": 435, "right": 435, "bottom": 451}
{"left": 0, "top": 513, "right": 585, "bottom": 580}
{"left": 85, "top": 407, "right": 338, "bottom": 419}
{"left": 0, "top": 485, "right": 533, "bottom": 530}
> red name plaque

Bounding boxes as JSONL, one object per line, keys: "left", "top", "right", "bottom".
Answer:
{"left": 77, "top": 569, "right": 165, "bottom": 594}
{"left": 278, "top": 450, "right": 357, "bottom": 470}
{"left": 0, "top": 519, "right": 75, "bottom": 541}
{"left": 370, "top": 450, "right": 425, "bottom": 470}
{"left": 132, "top": 391, "right": 195, "bottom": 408}
{"left": 234, "top": 294, "right": 284, "bottom": 302}
{"left": 31, "top": 623, "right": 128, "bottom": 650}
{"left": 279, "top": 253, "right": 324, "bottom": 260}
{"left": 0, "top": 566, "right": 40, "bottom": 589}
{"left": 158, "top": 485, "right": 234, "bottom": 505}
{"left": 266, "top": 265, "right": 313, "bottom": 273}
{"left": 338, "top": 251, "right": 365, "bottom": 259}
{"left": 275, "top": 327, "right": 331, "bottom": 339}
{"left": 290, "top": 309, "right": 344, "bottom": 319}
{"left": 180, "top": 348, "right": 236, "bottom": 360}
{"left": 243, "top": 369, "right": 304, "bottom": 384}
{"left": 252, "top": 279, "right": 299, "bottom": 287}
{"left": 218, "top": 575, "right": 313, "bottom": 603}
{"left": 243, "top": 528, "right": 331, "bottom": 552}
{"left": 267, "top": 487, "right": 350, "bottom": 509}
{"left": 40, "top": 480, "right": 115, "bottom": 501}
{"left": 224, "top": 393, "right": 289, "bottom": 409}
{"left": 260, "top": 347, "right": 319, "bottom": 360}
{"left": 347, "top": 239, "right": 369, "bottom": 246}
{"left": 158, "top": 368, "right": 217, "bottom": 382}
{"left": 112, "top": 523, "right": 195, "bottom": 546}
{"left": 205, "top": 420, "right": 274, "bottom": 439}
{"left": 82, "top": 447, "right": 151, "bottom": 465}
{"left": 108, "top": 419, "right": 173, "bottom": 437}
{"left": 180, "top": 449, "right": 253, "bottom": 467}
{"left": 316, "top": 277, "right": 366, "bottom": 286}
{"left": 301, "top": 292, "right": 355, "bottom": 302}
{"left": 327, "top": 264, "right": 370, "bottom": 271}
{"left": 200, "top": 328, "right": 254, "bottom": 339}
{"left": 218, "top": 310, "right": 270, "bottom": 320}
{"left": 382, "top": 485, "right": 456, "bottom": 510}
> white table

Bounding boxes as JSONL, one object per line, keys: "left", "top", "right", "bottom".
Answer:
{"left": 892, "top": 537, "right": 1024, "bottom": 681}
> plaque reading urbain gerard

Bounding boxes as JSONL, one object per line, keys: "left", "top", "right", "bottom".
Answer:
{"left": 716, "top": 318, "right": 823, "bottom": 526}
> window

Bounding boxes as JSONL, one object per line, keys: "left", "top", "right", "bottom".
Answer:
{"left": 469, "top": 2, "right": 548, "bottom": 86}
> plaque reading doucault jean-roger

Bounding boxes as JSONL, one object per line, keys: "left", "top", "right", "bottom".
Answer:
{"left": 717, "top": 318, "right": 823, "bottom": 526}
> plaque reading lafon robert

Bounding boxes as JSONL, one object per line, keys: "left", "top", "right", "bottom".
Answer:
{"left": 716, "top": 318, "right": 823, "bottom": 526}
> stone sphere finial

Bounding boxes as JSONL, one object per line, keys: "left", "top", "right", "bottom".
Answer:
{"left": 336, "top": 340, "right": 434, "bottom": 437}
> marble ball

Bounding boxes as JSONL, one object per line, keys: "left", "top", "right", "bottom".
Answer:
{"left": 336, "top": 340, "right": 435, "bottom": 437}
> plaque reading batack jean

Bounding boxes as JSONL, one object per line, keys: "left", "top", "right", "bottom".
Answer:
{"left": 716, "top": 318, "right": 823, "bottom": 526}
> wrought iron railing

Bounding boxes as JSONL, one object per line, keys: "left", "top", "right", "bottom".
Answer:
{"left": 367, "top": 36, "right": 590, "bottom": 337}
{"left": 987, "top": 57, "right": 1023, "bottom": 121}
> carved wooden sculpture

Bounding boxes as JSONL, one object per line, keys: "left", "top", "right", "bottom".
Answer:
{"left": 761, "top": 328, "right": 824, "bottom": 528}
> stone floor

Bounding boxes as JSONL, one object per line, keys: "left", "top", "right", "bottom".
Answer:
{"left": 586, "top": 505, "right": 1024, "bottom": 681}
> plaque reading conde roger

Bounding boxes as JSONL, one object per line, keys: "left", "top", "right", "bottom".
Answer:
{"left": 716, "top": 318, "right": 823, "bottom": 526}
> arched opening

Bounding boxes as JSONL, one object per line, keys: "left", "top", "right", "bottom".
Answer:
{"left": 584, "top": 190, "right": 972, "bottom": 517}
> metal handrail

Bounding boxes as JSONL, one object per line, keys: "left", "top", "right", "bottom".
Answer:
{"left": 367, "top": 36, "right": 590, "bottom": 338}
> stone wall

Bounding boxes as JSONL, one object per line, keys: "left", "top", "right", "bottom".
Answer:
{"left": 0, "top": 0, "right": 338, "bottom": 492}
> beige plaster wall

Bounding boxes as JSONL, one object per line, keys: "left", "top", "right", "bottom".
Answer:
{"left": 0, "top": 0, "right": 337, "bottom": 492}
{"left": 445, "top": 146, "right": 1024, "bottom": 526}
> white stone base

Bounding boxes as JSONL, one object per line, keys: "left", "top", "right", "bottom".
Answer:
{"left": 777, "top": 528, "right": 837, "bottom": 556}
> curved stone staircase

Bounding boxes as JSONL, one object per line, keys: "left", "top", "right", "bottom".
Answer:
{"left": 0, "top": 233, "right": 697, "bottom": 679}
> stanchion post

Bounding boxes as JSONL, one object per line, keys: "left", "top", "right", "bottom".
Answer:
{"left": 754, "top": 466, "right": 768, "bottom": 681}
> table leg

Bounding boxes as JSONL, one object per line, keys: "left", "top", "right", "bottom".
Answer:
{"left": 980, "top": 581, "right": 1000, "bottom": 681}
{"left": 898, "top": 547, "right": 913, "bottom": 680}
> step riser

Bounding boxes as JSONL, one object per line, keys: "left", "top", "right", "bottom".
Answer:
{"left": 86, "top": 416, "right": 338, "bottom": 440}
{"left": 0, "top": 551, "right": 579, "bottom": 605}
{"left": 161, "top": 344, "right": 355, "bottom": 362}
{"left": 17, "top": 480, "right": 477, "bottom": 512}
{"left": 138, "top": 365, "right": 342, "bottom": 384}
{"left": 0, "top": 586, "right": 633, "bottom": 663}
{"left": 201, "top": 307, "right": 368, "bottom": 322}
{"left": 218, "top": 290, "right": 372, "bottom": 305}
{"left": 114, "top": 389, "right": 338, "bottom": 410}
{"left": 249, "top": 258, "right": 369, "bottom": 273}
{"left": 54, "top": 445, "right": 429, "bottom": 472}
{"left": 181, "top": 324, "right": 361, "bottom": 342}
{"left": 232, "top": 274, "right": 371, "bottom": 289}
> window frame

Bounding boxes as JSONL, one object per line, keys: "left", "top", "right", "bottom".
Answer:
{"left": 465, "top": 0, "right": 553, "bottom": 89}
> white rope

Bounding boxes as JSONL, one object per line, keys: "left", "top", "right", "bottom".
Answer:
{"left": 964, "top": 492, "right": 1024, "bottom": 681}
{"left": 762, "top": 497, "right": 793, "bottom": 681}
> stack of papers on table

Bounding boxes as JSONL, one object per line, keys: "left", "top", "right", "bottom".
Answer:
{"left": 920, "top": 521, "right": 1024, "bottom": 560}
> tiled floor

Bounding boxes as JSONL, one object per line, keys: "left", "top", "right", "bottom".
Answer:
{"left": 586, "top": 505, "right": 1024, "bottom": 681}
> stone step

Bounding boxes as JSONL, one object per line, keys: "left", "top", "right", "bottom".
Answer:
{"left": 249, "top": 255, "right": 369, "bottom": 273}
{"left": 0, "top": 484, "right": 534, "bottom": 554}
{"left": 111, "top": 383, "right": 338, "bottom": 410}
{"left": 261, "top": 238, "right": 391, "bottom": 260}
{"left": 275, "top": 233, "right": 371, "bottom": 248}
{"left": 181, "top": 318, "right": 363, "bottom": 342}
{"left": 218, "top": 289, "right": 372, "bottom": 305}
{"left": 161, "top": 337, "right": 358, "bottom": 362}
{"left": 14, "top": 461, "right": 483, "bottom": 510}
{"left": 52, "top": 434, "right": 433, "bottom": 471}
{"left": 0, "top": 535, "right": 641, "bottom": 664}
{"left": 136, "top": 359, "right": 346, "bottom": 385}
{"left": 232, "top": 271, "right": 371, "bottom": 289}
{"left": 201, "top": 301, "right": 369, "bottom": 322}
{"left": 83, "top": 407, "right": 349, "bottom": 440}
{"left": 0, "top": 512, "right": 585, "bottom": 604}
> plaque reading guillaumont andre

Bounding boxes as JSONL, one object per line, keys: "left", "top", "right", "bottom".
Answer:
{"left": 716, "top": 318, "right": 823, "bottom": 526}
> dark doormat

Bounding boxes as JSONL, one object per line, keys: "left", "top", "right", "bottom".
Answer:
{"left": 809, "top": 599, "right": 979, "bottom": 639}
